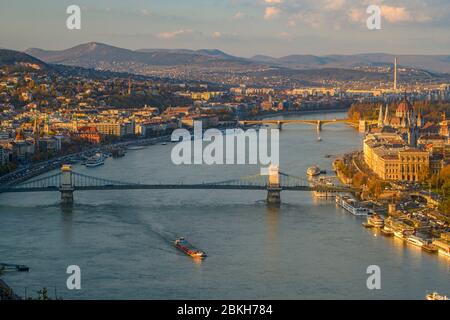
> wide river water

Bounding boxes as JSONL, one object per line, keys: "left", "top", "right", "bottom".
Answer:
{"left": 1, "top": 112, "right": 449, "bottom": 300}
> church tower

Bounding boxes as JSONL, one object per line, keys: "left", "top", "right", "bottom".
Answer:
{"left": 407, "top": 120, "right": 419, "bottom": 148}
{"left": 417, "top": 109, "right": 423, "bottom": 128}
{"left": 396, "top": 93, "right": 414, "bottom": 128}
{"left": 384, "top": 105, "right": 390, "bottom": 126}
{"left": 378, "top": 105, "right": 384, "bottom": 128}
{"left": 440, "top": 113, "right": 449, "bottom": 137}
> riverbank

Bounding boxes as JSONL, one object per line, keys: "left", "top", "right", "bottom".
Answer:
{"left": 0, "top": 279, "right": 21, "bottom": 300}
{"left": 0, "top": 135, "right": 172, "bottom": 187}
{"left": 333, "top": 158, "right": 354, "bottom": 186}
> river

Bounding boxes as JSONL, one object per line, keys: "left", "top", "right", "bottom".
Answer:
{"left": 1, "top": 112, "right": 449, "bottom": 300}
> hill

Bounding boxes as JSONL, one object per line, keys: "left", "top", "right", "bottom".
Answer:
{"left": 251, "top": 53, "right": 450, "bottom": 73}
{"left": 0, "top": 49, "right": 47, "bottom": 68}
{"left": 26, "top": 42, "right": 255, "bottom": 69}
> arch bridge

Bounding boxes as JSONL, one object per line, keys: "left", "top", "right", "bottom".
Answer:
{"left": 239, "top": 119, "right": 377, "bottom": 131}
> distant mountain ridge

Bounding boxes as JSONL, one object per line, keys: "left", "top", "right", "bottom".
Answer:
{"left": 137, "top": 48, "right": 239, "bottom": 60}
{"left": 251, "top": 53, "right": 450, "bottom": 73}
{"left": 0, "top": 48, "right": 159, "bottom": 80}
{"left": 25, "top": 42, "right": 255, "bottom": 69}
{"left": 24, "top": 42, "right": 450, "bottom": 74}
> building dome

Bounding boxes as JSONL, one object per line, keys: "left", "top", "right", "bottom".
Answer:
{"left": 396, "top": 97, "right": 413, "bottom": 117}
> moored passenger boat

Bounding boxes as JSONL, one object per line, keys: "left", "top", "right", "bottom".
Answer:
{"left": 336, "top": 195, "right": 370, "bottom": 216}
{"left": 422, "top": 244, "right": 438, "bottom": 254}
{"left": 307, "top": 166, "right": 321, "bottom": 177}
{"left": 406, "top": 235, "right": 429, "bottom": 248}
{"left": 426, "top": 292, "right": 448, "bottom": 300}
{"left": 381, "top": 227, "right": 394, "bottom": 237}
{"left": 432, "top": 239, "right": 450, "bottom": 258}
{"left": 394, "top": 230, "right": 405, "bottom": 240}
{"left": 85, "top": 153, "right": 105, "bottom": 168}
{"left": 367, "top": 214, "right": 385, "bottom": 228}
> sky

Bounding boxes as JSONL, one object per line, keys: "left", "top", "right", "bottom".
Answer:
{"left": 0, "top": 0, "right": 449, "bottom": 57}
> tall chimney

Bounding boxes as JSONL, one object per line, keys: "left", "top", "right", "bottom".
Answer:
{"left": 394, "top": 57, "right": 398, "bottom": 92}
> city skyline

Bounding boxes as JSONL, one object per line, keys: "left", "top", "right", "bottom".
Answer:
{"left": 1, "top": 0, "right": 450, "bottom": 57}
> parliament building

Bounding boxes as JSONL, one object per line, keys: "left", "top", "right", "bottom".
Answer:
{"left": 363, "top": 96, "right": 445, "bottom": 182}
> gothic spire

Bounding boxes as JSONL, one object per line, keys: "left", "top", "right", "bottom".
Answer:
{"left": 384, "top": 104, "right": 390, "bottom": 126}
{"left": 378, "top": 105, "right": 384, "bottom": 128}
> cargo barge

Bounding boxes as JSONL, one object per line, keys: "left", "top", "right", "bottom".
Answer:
{"left": 174, "top": 237, "right": 207, "bottom": 259}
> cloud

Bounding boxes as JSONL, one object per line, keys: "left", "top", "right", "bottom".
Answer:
{"left": 381, "top": 6, "right": 412, "bottom": 23}
{"left": 415, "top": 13, "right": 432, "bottom": 23}
{"left": 324, "top": 0, "right": 346, "bottom": 11}
{"left": 141, "top": 9, "right": 151, "bottom": 16}
{"left": 264, "top": 7, "right": 281, "bottom": 20}
{"left": 346, "top": 4, "right": 432, "bottom": 25}
{"left": 278, "top": 32, "right": 291, "bottom": 40}
{"left": 288, "top": 12, "right": 323, "bottom": 28}
{"left": 265, "top": 0, "right": 283, "bottom": 3}
{"left": 348, "top": 8, "right": 364, "bottom": 23}
{"left": 212, "top": 31, "right": 222, "bottom": 38}
{"left": 157, "top": 29, "right": 193, "bottom": 39}
{"left": 233, "top": 11, "right": 245, "bottom": 20}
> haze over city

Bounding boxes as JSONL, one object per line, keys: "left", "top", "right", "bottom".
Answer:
{"left": 1, "top": 0, "right": 450, "bottom": 56}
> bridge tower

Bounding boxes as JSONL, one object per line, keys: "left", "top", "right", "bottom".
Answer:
{"left": 276, "top": 121, "right": 283, "bottom": 131}
{"left": 267, "top": 166, "right": 281, "bottom": 205}
{"left": 359, "top": 120, "right": 368, "bottom": 133}
{"left": 316, "top": 121, "right": 322, "bottom": 132}
{"left": 60, "top": 165, "right": 74, "bottom": 205}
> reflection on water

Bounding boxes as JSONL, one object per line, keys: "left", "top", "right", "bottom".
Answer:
{"left": 61, "top": 206, "right": 74, "bottom": 243}
{"left": 192, "top": 257, "right": 205, "bottom": 266}
{"left": 265, "top": 205, "right": 280, "bottom": 263}
{"left": 265, "top": 205, "right": 280, "bottom": 242}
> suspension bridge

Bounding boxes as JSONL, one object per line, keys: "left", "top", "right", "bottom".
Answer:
{"left": 0, "top": 165, "right": 358, "bottom": 205}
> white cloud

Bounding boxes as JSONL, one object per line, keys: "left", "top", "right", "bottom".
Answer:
{"left": 265, "top": 0, "right": 283, "bottom": 3}
{"left": 381, "top": 6, "right": 412, "bottom": 23}
{"left": 348, "top": 8, "right": 364, "bottom": 23}
{"left": 324, "top": 0, "right": 346, "bottom": 11}
{"left": 212, "top": 31, "right": 222, "bottom": 38}
{"left": 288, "top": 12, "right": 322, "bottom": 28}
{"left": 157, "top": 29, "right": 193, "bottom": 39}
{"left": 264, "top": 7, "right": 281, "bottom": 20}
{"left": 347, "top": 4, "right": 430, "bottom": 25}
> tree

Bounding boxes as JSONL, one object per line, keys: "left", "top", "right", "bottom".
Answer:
{"left": 352, "top": 172, "right": 368, "bottom": 188}
{"left": 429, "top": 165, "right": 450, "bottom": 195}
{"left": 439, "top": 199, "right": 450, "bottom": 215}
{"left": 26, "top": 287, "right": 51, "bottom": 300}
{"left": 367, "top": 177, "right": 383, "bottom": 198}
